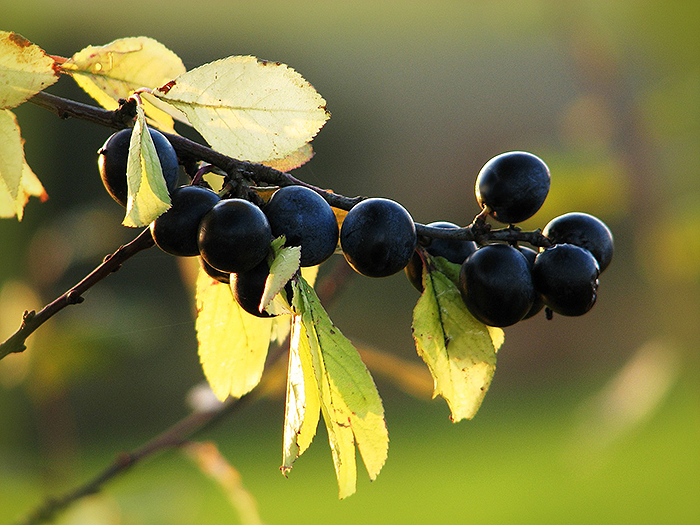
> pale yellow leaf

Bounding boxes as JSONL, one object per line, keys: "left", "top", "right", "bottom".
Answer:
{"left": 0, "top": 110, "right": 24, "bottom": 206}
{"left": 122, "top": 106, "right": 171, "bottom": 227}
{"left": 155, "top": 55, "right": 330, "bottom": 162}
{"left": 260, "top": 240, "right": 300, "bottom": 313}
{"left": 62, "top": 37, "right": 186, "bottom": 132}
{"left": 281, "top": 315, "right": 321, "bottom": 474}
{"left": 290, "top": 277, "right": 388, "bottom": 498}
{"left": 269, "top": 313, "right": 292, "bottom": 345}
{"left": 412, "top": 255, "right": 500, "bottom": 422}
{"left": 262, "top": 143, "right": 314, "bottom": 171}
{"left": 488, "top": 325, "right": 505, "bottom": 352}
{"left": 0, "top": 110, "right": 47, "bottom": 220}
{"left": 0, "top": 31, "right": 58, "bottom": 109}
{"left": 195, "top": 269, "right": 276, "bottom": 400}
{"left": 300, "top": 265, "right": 319, "bottom": 287}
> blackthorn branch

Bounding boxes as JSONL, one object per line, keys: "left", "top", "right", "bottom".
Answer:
{"left": 0, "top": 228, "right": 155, "bottom": 359}
{"left": 1, "top": 91, "right": 552, "bottom": 360}
{"left": 12, "top": 252, "right": 357, "bottom": 525}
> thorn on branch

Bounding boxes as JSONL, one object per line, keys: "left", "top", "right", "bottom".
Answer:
{"left": 66, "top": 291, "right": 84, "bottom": 305}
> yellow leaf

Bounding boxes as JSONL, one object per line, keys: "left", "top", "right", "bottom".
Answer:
{"left": 62, "top": 37, "right": 186, "bottom": 132}
{"left": 281, "top": 315, "right": 321, "bottom": 474}
{"left": 195, "top": 269, "right": 279, "bottom": 400}
{"left": 0, "top": 31, "right": 58, "bottom": 109}
{"left": 262, "top": 143, "right": 314, "bottom": 172}
{"left": 155, "top": 56, "right": 330, "bottom": 162}
{"left": 412, "top": 255, "right": 501, "bottom": 422}
{"left": 300, "top": 265, "right": 319, "bottom": 287}
{"left": 260, "top": 239, "right": 300, "bottom": 314}
{"left": 286, "top": 277, "right": 388, "bottom": 498}
{"left": 0, "top": 110, "right": 48, "bottom": 220}
{"left": 122, "top": 106, "right": 171, "bottom": 227}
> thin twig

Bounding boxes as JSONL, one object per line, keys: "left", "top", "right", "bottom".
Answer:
{"left": 0, "top": 228, "right": 155, "bottom": 359}
{"left": 14, "top": 395, "right": 253, "bottom": 525}
{"left": 28, "top": 92, "right": 363, "bottom": 211}
{"left": 4, "top": 91, "right": 551, "bottom": 359}
{"left": 13, "top": 252, "right": 354, "bottom": 525}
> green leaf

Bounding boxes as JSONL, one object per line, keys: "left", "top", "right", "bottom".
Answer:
{"left": 154, "top": 55, "right": 330, "bottom": 163}
{"left": 195, "top": 268, "right": 280, "bottom": 401}
{"left": 284, "top": 276, "right": 388, "bottom": 499}
{"left": 0, "top": 109, "right": 47, "bottom": 220}
{"left": 282, "top": 314, "right": 321, "bottom": 473}
{"left": 121, "top": 106, "right": 171, "bottom": 228}
{"left": 62, "top": 37, "right": 186, "bottom": 132}
{"left": 260, "top": 236, "right": 300, "bottom": 315}
{"left": 412, "top": 253, "right": 503, "bottom": 422}
{"left": 0, "top": 31, "right": 58, "bottom": 110}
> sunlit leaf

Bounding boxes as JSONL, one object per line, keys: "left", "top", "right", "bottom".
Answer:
{"left": 259, "top": 237, "right": 300, "bottom": 315}
{"left": 262, "top": 143, "right": 314, "bottom": 171}
{"left": 154, "top": 55, "right": 330, "bottom": 162}
{"left": 121, "top": 106, "right": 171, "bottom": 227}
{"left": 0, "top": 110, "right": 48, "bottom": 220}
{"left": 195, "top": 269, "right": 280, "bottom": 401}
{"left": 412, "top": 254, "right": 503, "bottom": 422}
{"left": 282, "top": 314, "right": 321, "bottom": 473}
{"left": 0, "top": 31, "right": 58, "bottom": 109}
{"left": 284, "top": 276, "right": 388, "bottom": 498}
{"left": 62, "top": 37, "right": 186, "bottom": 132}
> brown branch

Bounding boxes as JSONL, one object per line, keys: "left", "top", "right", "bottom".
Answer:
{"left": 415, "top": 223, "right": 551, "bottom": 247}
{"left": 29, "top": 91, "right": 550, "bottom": 235}
{"left": 14, "top": 394, "right": 253, "bottom": 525}
{"left": 0, "top": 228, "right": 155, "bottom": 360}
{"left": 28, "top": 91, "right": 138, "bottom": 129}
{"left": 28, "top": 92, "right": 363, "bottom": 211}
{"left": 5, "top": 92, "right": 552, "bottom": 359}
{"left": 12, "top": 253, "right": 353, "bottom": 525}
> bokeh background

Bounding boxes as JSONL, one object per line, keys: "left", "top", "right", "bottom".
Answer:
{"left": 1, "top": 1, "right": 699, "bottom": 523}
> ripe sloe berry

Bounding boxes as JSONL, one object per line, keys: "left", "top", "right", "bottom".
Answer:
{"left": 459, "top": 244, "right": 536, "bottom": 327}
{"left": 532, "top": 243, "right": 600, "bottom": 316}
{"left": 150, "top": 186, "right": 220, "bottom": 256}
{"left": 340, "top": 198, "right": 417, "bottom": 278}
{"left": 542, "top": 212, "right": 613, "bottom": 272}
{"left": 264, "top": 186, "right": 339, "bottom": 267}
{"left": 198, "top": 199, "right": 272, "bottom": 274}
{"left": 475, "top": 151, "right": 550, "bottom": 224}
{"left": 98, "top": 128, "right": 179, "bottom": 207}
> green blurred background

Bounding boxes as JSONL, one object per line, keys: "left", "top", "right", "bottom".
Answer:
{"left": 1, "top": 1, "right": 699, "bottom": 523}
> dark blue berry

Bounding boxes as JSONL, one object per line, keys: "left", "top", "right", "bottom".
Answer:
{"left": 459, "top": 244, "right": 536, "bottom": 327}
{"left": 150, "top": 186, "right": 220, "bottom": 256}
{"left": 542, "top": 212, "right": 613, "bottom": 272}
{"left": 98, "top": 128, "right": 179, "bottom": 207}
{"left": 264, "top": 186, "right": 339, "bottom": 267}
{"left": 200, "top": 257, "right": 230, "bottom": 284}
{"left": 532, "top": 243, "right": 599, "bottom": 316}
{"left": 340, "top": 198, "right": 417, "bottom": 278}
{"left": 198, "top": 199, "right": 271, "bottom": 273}
{"left": 231, "top": 260, "right": 291, "bottom": 318}
{"left": 475, "top": 151, "right": 550, "bottom": 224}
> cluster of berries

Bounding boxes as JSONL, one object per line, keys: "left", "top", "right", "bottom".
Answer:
{"left": 406, "top": 151, "right": 613, "bottom": 327}
{"left": 98, "top": 128, "right": 338, "bottom": 318}
{"left": 98, "top": 130, "right": 612, "bottom": 327}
